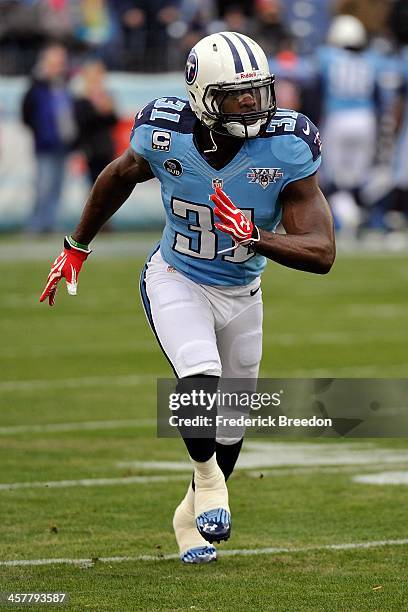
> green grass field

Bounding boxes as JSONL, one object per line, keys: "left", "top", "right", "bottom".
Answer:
{"left": 0, "top": 237, "right": 407, "bottom": 610}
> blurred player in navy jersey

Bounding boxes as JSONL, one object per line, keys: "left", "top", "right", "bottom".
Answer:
{"left": 40, "top": 32, "right": 335, "bottom": 564}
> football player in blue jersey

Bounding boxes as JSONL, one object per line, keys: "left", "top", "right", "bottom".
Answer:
{"left": 315, "top": 15, "right": 379, "bottom": 225}
{"left": 40, "top": 32, "right": 335, "bottom": 564}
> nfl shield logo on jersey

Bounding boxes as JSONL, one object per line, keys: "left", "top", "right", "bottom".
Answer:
{"left": 212, "top": 178, "right": 224, "bottom": 189}
{"left": 247, "top": 168, "right": 284, "bottom": 189}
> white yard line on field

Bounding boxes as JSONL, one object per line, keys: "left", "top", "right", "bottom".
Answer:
{"left": 246, "top": 464, "right": 408, "bottom": 478}
{"left": 0, "top": 340, "right": 155, "bottom": 356}
{"left": 260, "top": 364, "right": 408, "bottom": 377}
{"left": 0, "top": 475, "right": 188, "bottom": 491}
{"left": 0, "top": 374, "right": 154, "bottom": 392}
{"left": 0, "top": 237, "right": 159, "bottom": 262}
{"left": 120, "top": 442, "right": 408, "bottom": 472}
{"left": 2, "top": 364, "right": 408, "bottom": 393}
{"left": 0, "top": 418, "right": 155, "bottom": 435}
{"left": 263, "top": 330, "right": 408, "bottom": 347}
{"left": 353, "top": 471, "right": 408, "bottom": 485}
{"left": 1, "top": 539, "right": 407, "bottom": 567}
{"left": 2, "top": 330, "right": 408, "bottom": 358}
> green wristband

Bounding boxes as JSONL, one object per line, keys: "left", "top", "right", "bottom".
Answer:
{"left": 68, "top": 235, "right": 90, "bottom": 250}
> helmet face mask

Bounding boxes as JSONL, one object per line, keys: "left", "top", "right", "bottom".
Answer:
{"left": 185, "top": 32, "right": 277, "bottom": 139}
{"left": 202, "top": 76, "right": 276, "bottom": 139}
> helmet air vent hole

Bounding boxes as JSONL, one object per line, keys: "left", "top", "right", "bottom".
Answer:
{"left": 213, "top": 44, "right": 217, "bottom": 52}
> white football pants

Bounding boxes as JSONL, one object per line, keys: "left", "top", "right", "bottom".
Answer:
{"left": 321, "top": 108, "right": 376, "bottom": 190}
{"left": 140, "top": 247, "right": 263, "bottom": 381}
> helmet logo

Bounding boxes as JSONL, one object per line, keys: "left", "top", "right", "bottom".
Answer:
{"left": 185, "top": 50, "right": 198, "bottom": 85}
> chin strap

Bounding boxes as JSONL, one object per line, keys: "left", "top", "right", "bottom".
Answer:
{"left": 203, "top": 130, "right": 218, "bottom": 153}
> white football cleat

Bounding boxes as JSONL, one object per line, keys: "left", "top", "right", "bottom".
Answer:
{"left": 173, "top": 482, "right": 217, "bottom": 564}
{"left": 193, "top": 455, "right": 231, "bottom": 544}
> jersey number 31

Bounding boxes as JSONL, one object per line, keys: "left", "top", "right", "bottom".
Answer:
{"left": 171, "top": 197, "right": 254, "bottom": 263}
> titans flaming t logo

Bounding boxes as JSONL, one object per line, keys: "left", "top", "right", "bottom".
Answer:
{"left": 185, "top": 50, "right": 198, "bottom": 85}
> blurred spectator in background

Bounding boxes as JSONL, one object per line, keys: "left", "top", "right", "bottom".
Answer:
{"left": 73, "top": 0, "right": 112, "bottom": 49}
{"left": 0, "top": 0, "right": 50, "bottom": 74}
{"left": 177, "top": 0, "right": 214, "bottom": 66}
{"left": 268, "top": 42, "right": 316, "bottom": 118}
{"left": 335, "top": 0, "right": 393, "bottom": 40}
{"left": 315, "top": 15, "right": 379, "bottom": 238}
{"left": 252, "top": 0, "right": 293, "bottom": 57}
{"left": 74, "top": 59, "right": 118, "bottom": 184}
{"left": 214, "top": 0, "right": 250, "bottom": 18}
{"left": 283, "top": 0, "right": 333, "bottom": 56}
{"left": 390, "top": 0, "right": 408, "bottom": 49}
{"left": 114, "top": 0, "right": 180, "bottom": 71}
{"left": 22, "top": 44, "right": 77, "bottom": 234}
{"left": 216, "top": 4, "right": 251, "bottom": 36}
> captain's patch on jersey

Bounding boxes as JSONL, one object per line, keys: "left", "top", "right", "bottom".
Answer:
{"left": 152, "top": 130, "right": 171, "bottom": 151}
{"left": 212, "top": 178, "right": 224, "bottom": 189}
{"left": 164, "top": 158, "right": 183, "bottom": 176}
{"left": 247, "top": 167, "right": 283, "bottom": 189}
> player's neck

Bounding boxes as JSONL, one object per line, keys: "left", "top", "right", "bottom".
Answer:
{"left": 193, "top": 122, "right": 244, "bottom": 171}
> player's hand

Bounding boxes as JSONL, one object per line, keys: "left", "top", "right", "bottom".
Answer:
{"left": 40, "top": 237, "right": 91, "bottom": 306}
{"left": 210, "top": 187, "right": 258, "bottom": 245}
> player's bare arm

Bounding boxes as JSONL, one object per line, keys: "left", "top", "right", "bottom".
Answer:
{"left": 254, "top": 174, "right": 336, "bottom": 274}
{"left": 72, "top": 148, "right": 154, "bottom": 245}
{"left": 40, "top": 148, "right": 153, "bottom": 305}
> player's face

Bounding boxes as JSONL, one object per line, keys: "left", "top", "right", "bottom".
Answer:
{"left": 219, "top": 88, "right": 261, "bottom": 114}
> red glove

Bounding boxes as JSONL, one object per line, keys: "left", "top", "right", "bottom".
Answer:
{"left": 210, "top": 187, "right": 259, "bottom": 246}
{"left": 40, "top": 237, "right": 91, "bottom": 306}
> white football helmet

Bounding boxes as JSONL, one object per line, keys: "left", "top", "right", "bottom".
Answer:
{"left": 185, "top": 32, "right": 276, "bottom": 139}
{"left": 327, "top": 15, "right": 367, "bottom": 49}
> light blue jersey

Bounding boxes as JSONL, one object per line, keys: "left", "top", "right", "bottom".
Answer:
{"left": 131, "top": 97, "right": 321, "bottom": 286}
{"left": 393, "top": 49, "right": 408, "bottom": 188}
{"left": 317, "top": 46, "right": 379, "bottom": 114}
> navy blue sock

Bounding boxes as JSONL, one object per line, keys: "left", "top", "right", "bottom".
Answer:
{"left": 176, "top": 375, "right": 219, "bottom": 462}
